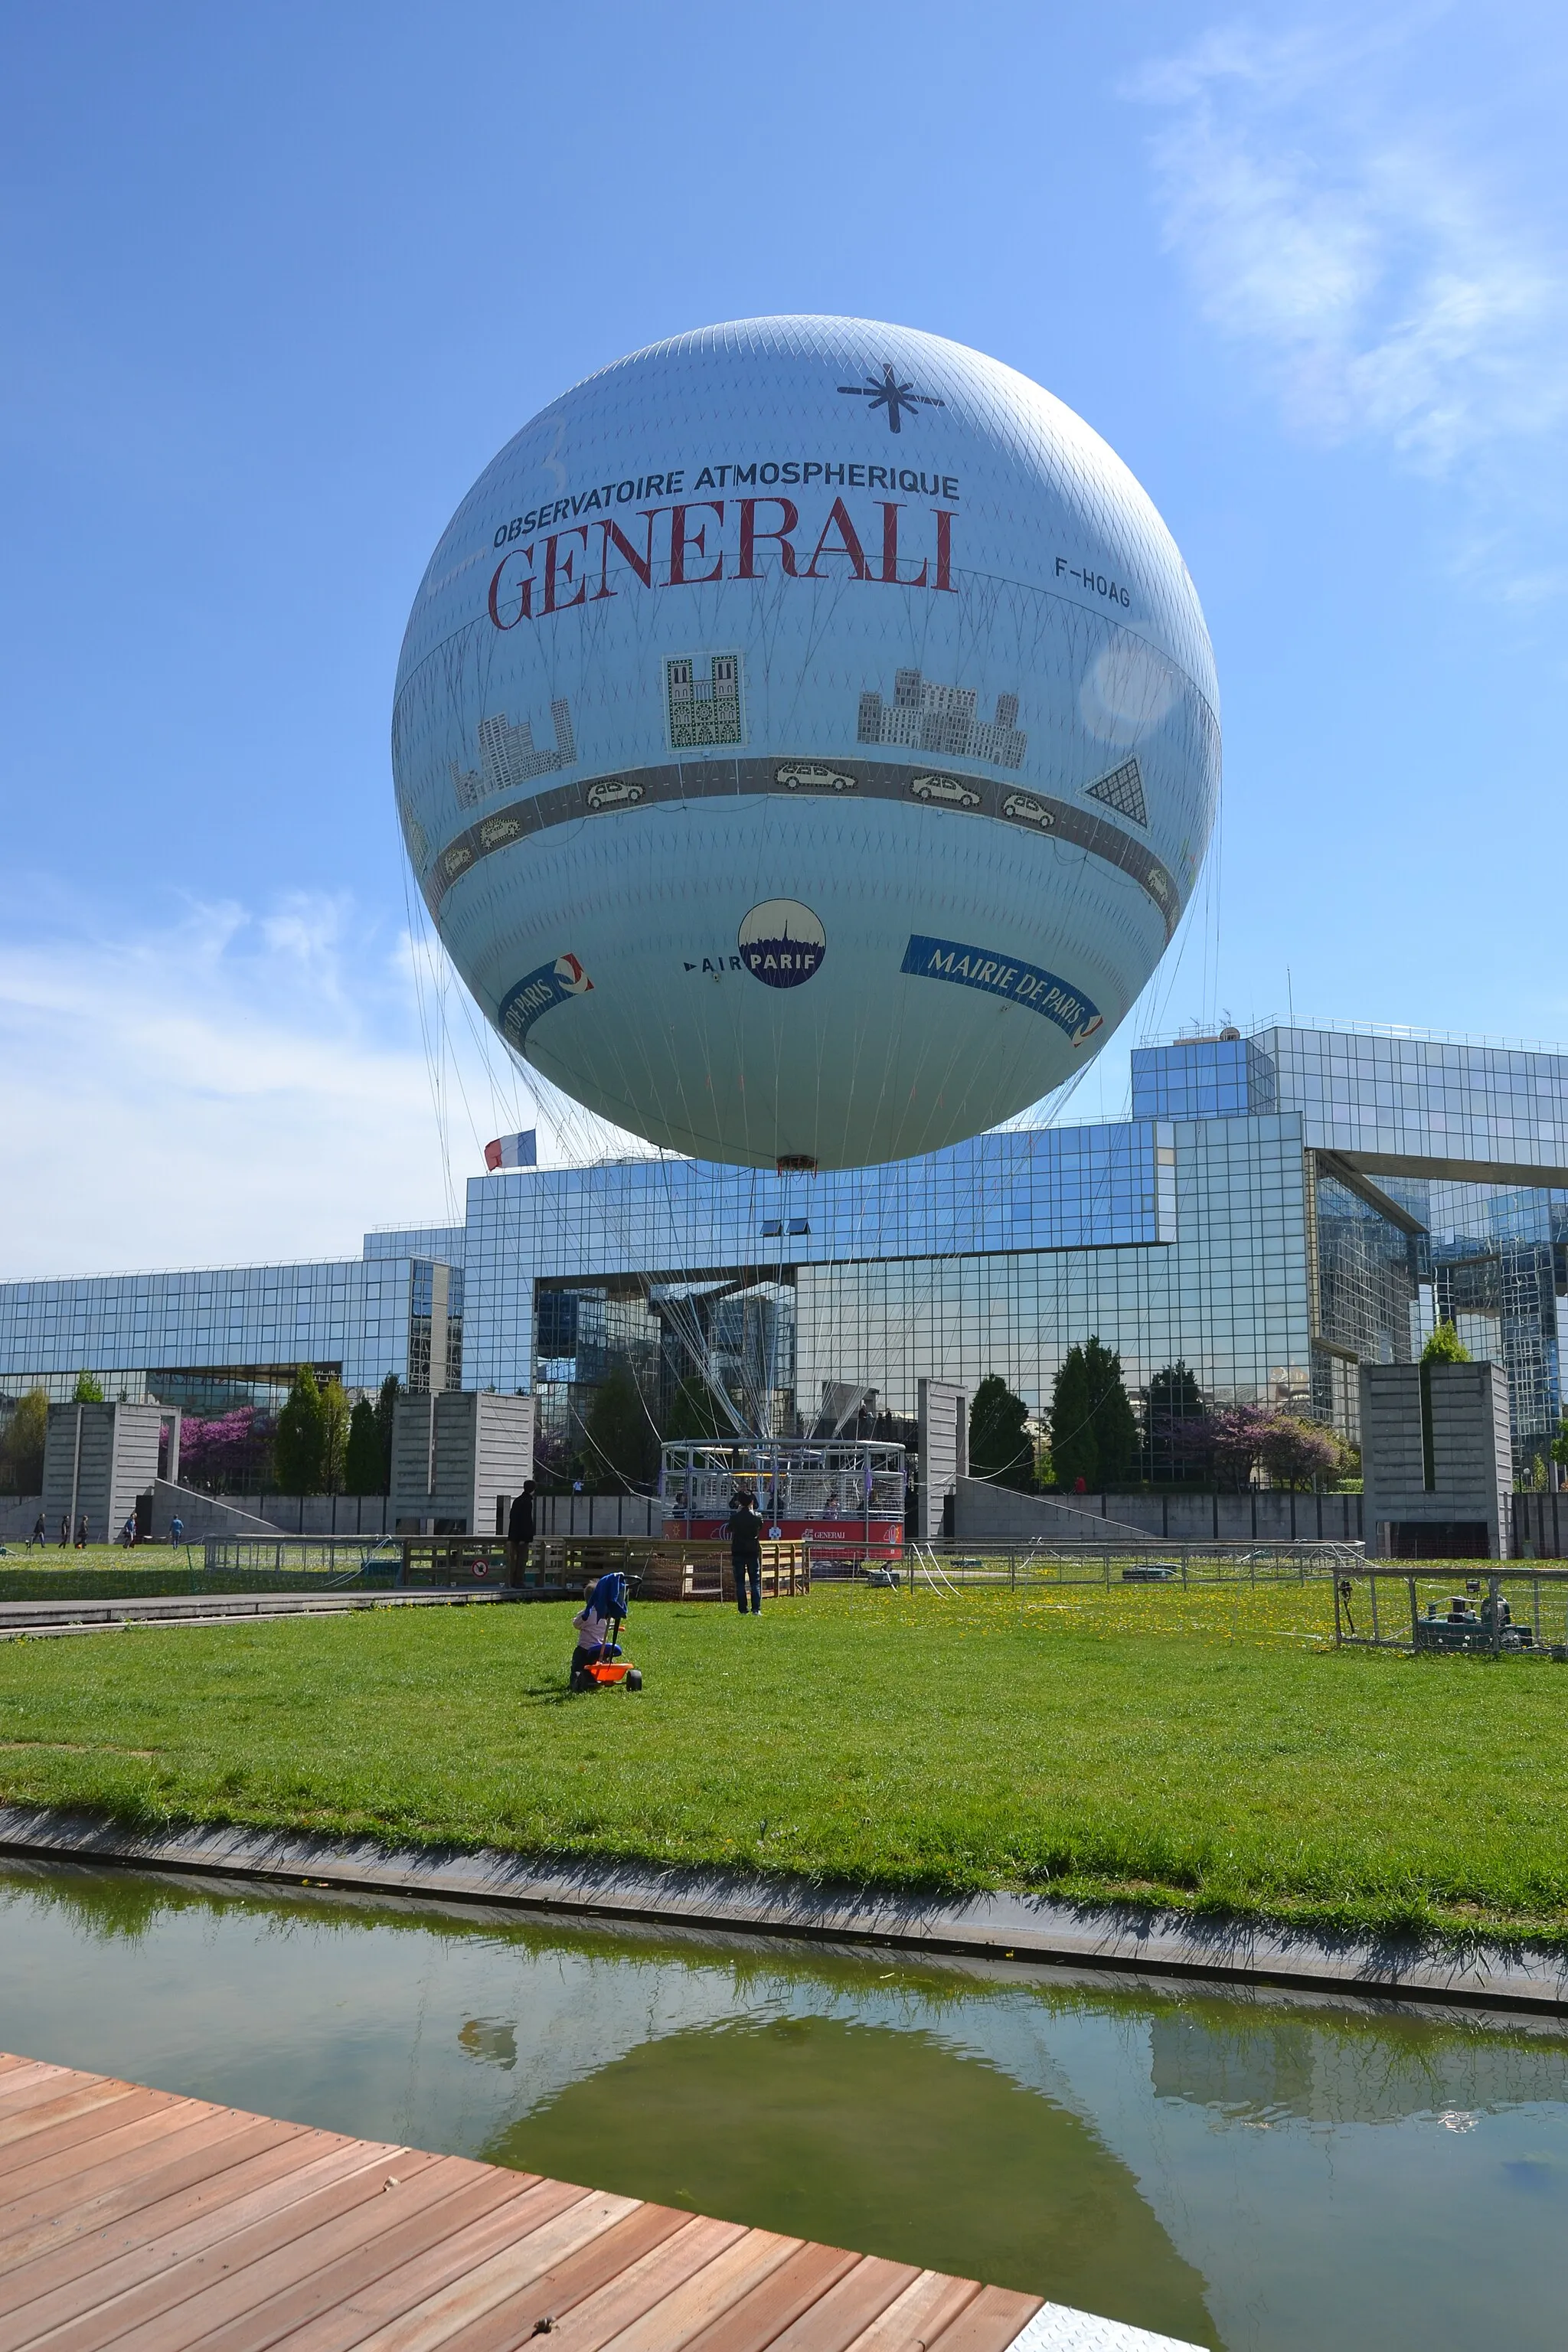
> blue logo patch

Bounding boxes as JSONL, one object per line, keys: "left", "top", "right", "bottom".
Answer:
{"left": 498, "top": 952, "right": 593, "bottom": 1049}
{"left": 738, "top": 899, "right": 825, "bottom": 990}
{"left": 900, "top": 936, "right": 1102, "bottom": 1045}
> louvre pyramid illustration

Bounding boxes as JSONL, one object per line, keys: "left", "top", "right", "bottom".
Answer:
{"left": 1086, "top": 756, "right": 1148, "bottom": 826}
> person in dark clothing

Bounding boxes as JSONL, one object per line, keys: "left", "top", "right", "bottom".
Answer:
{"left": 29, "top": 1514, "right": 47, "bottom": 1553}
{"left": 727, "top": 1491, "right": 764, "bottom": 1615}
{"left": 506, "top": 1480, "right": 537, "bottom": 1588}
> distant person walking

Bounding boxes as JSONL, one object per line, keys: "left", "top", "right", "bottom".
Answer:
{"left": 28, "top": 1514, "right": 46, "bottom": 1553}
{"left": 59, "top": 1517, "right": 70, "bottom": 1547}
{"left": 74, "top": 1514, "right": 89, "bottom": 1549}
{"left": 727, "top": 1491, "right": 764, "bottom": 1616}
{"left": 506, "top": 1481, "right": 536, "bottom": 1588}
{"left": 168, "top": 1514, "right": 184, "bottom": 1549}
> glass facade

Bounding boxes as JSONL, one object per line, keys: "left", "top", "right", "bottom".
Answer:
{"left": 0, "top": 1257, "right": 427, "bottom": 1407}
{"left": 3, "top": 1024, "right": 1564, "bottom": 1475}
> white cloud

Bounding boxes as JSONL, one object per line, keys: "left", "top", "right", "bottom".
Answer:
{"left": 0, "top": 891, "right": 643, "bottom": 1281}
{"left": 1131, "top": 18, "right": 1568, "bottom": 495}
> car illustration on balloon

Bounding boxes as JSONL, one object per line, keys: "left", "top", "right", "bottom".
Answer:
{"left": 910, "top": 774, "right": 982, "bottom": 808}
{"left": 586, "top": 778, "right": 645, "bottom": 812}
{"left": 478, "top": 813, "right": 524, "bottom": 850}
{"left": 776, "top": 765, "right": 856, "bottom": 792}
{"left": 1001, "top": 792, "right": 1057, "bottom": 830}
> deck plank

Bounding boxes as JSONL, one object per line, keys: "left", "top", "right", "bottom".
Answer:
{"left": 270, "top": 2174, "right": 620, "bottom": 2352}
{"left": 40, "top": 2150, "right": 475, "bottom": 2352}
{"left": 188, "top": 2172, "right": 572, "bottom": 2352}
{"left": 340, "top": 2188, "right": 646, "bottom": 2352}
{"left": 757, "top": 2255, "right": 924, "bottom": 2352}
{"left": 590, "top": 2227, "right": 807, "bottom": 2352}
{"left": 348, "top": 2196, "right": 696, "bottom": 2352}
{"left": 0, "top": 2117, "right": 315, "bottom": 2275}
{"left": 490, "top": 2215, "right": 752, "bottom": 2352}
{"left": 925, "top": 2283, "right": 1045, "bottom": 2352}
{"left": 0, "top": 2095, "right": 208, "bottom": 2207}
{"left": 0, "top": 2082, "right": 146, "bottom": 2154}
{"left": 0, "top": 2056, "right": 1057, "bottom": 2352}
{"left": 835, "top": 2272, "right": 984, "bottom": 2352}
{"left": 679, "top": 2242, "right": 866, "bottom": 2352}
{"left": 0, "top": 2133, "right": 412, "bottom": 2333}
{"left": 0, "top": 2086, "right": 177, "bottom": 2171}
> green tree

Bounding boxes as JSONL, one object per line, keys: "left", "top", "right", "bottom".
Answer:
{"left": 319, "top": 1377, "right": 351, "bottom": 1493}
{"left": 1423, "top": 1318, "right": 1470, "bottom": 1364}
{"left": 663, "top": 1373, "right": 729, "bottom": 1444}
{"left": 273, "top": 1366, "right": 328, "bottom": 1494}
{"left": 1552, "top": 1418, "right": 1568, "bottom": 1475}
{"left": 1050, "top": 1338, "right": 1138, "bottom": 1491}
{"left": 0, "top": 1388, "right": 49, "bottom": 1494}
{"left": 968, "top": 1374, "right": 1034, "bottom": 1491}
{"left": 582, "top": 1364, "right": 659, "bottom": 1489}
{"left": 344, "top": 1399, "right": 384, "bottom": 1494}
{"left": 374, "top": 1373, "right": 400, "bottom": 1493}
{"left": 71, "top": 1372, "right": 104, "bottom": 1403}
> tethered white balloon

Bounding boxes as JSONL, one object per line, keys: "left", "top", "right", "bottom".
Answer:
{"left": 393, "top": 315, "right": 1218, "bottom": 1169}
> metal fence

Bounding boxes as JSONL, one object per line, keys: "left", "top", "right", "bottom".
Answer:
{"left": 1333, "top": 1565, "right": 1568, "bottom": 1658}
{"left": 823, "top": 1540, "right": 1364, "bottom": 1590}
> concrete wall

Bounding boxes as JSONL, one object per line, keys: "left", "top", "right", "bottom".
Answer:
{"left": 916, "top": 1380, "right": 967, "bottom": 1543}
{"left": 147, "top": 1482, "right": 288, "bottom": 1540}
{"left": 954, "top": 1478, "right": 1365, "bottom": 1546}
{"left": 390, "top": 1392, "right": 534, "bottom": 1534}
{"left": 40, "top": 1403, "right": 168, "bottom": 1542}
{"left": 1361, "top": 1361, "right": 1512, "bottom": 1556}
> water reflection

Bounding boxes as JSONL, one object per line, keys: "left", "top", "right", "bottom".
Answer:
{"left": 485, "top": 2014, "right": 1213, "bottom": 2345}
{"left": 3, "top": 1860, "right": 1568, "bottom": 2352}
{"left": 1150, "top": 2007, "right": 1568, "bottom": 2125}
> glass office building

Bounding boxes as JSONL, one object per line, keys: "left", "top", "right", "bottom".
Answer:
{"left": 2, "top": 1027, "right": 1565, "bottom": 1474}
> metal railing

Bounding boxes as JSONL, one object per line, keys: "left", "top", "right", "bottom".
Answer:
{"left": 831, "top": 1540, "right": 1362, "bottom": 1590}
{"left": 1332, "top": 1565, "right": 1568, "bottom": 1658}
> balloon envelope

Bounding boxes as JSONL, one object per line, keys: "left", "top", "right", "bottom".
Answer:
{"left": 393, "top": 315, "right": 1219, "bottom": 1168}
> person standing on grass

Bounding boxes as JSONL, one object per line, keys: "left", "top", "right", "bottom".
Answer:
{"left": 506, "top": 1480, "right": 535, "bottom": 1587}
{"left": 727, "top": 1490, "right": 764, "bottom": 1616}
{"left": 59, "top": 1516, "right": 70, "bottom": 1547}
{"left": 74, "top": 1514, "right": 89, "bottom": 1548}
{"left": 168, "top": 1514, "right": 184, "bottom": 1549}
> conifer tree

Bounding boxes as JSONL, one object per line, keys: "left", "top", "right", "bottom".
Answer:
{"left": 274, "top": 1366, "right": 328, "bottom": 1494}
{"left": 344, "top": 1398, "right": 383, "bottom": 1494}
{"left": 1050, "top": 1337, "right": 1138, "bottom": 1489}
{"left": 583, "top": 1364, "right": 659, "bottom": 1488}
{"left": 968, "top": 1374, "right": 1035, "bottom": 1491}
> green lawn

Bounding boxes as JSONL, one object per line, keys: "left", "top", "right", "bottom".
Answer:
{"left": 0, "top": 1580, "right": 1564, "bottom": 1943}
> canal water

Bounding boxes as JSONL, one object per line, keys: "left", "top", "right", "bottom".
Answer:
{"left": 2, "top": 1862, "right": 1566, "bottom": 2352}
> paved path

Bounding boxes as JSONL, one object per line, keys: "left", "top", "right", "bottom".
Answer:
{"left": 0, "top": 2053, "right": 1197, "bottom": 2350}
{"left": 0, "top": 1591, "right": 518, "bottom": 1640}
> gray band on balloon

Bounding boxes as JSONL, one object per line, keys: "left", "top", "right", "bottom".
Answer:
{"left": 420, "top": 755, "right": 1183, "bottom": 939}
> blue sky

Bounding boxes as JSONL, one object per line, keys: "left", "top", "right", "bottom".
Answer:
{"left": 2, "top": 1, "right": 1564, "bottom": 1274}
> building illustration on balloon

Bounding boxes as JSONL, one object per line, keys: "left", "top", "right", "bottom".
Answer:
{"left": 857, "top": 668, "right": 1027, "bottom": 767}
{"left": 449, "top": 701, "right": 577, "bottom": 807}
{"left": 665, "top": 653, "right": 745, "bottom": 750}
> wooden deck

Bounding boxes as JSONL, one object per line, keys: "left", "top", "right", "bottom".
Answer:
{"left": 0, "top": 2052, "right": 1046, "bottom": 2352}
